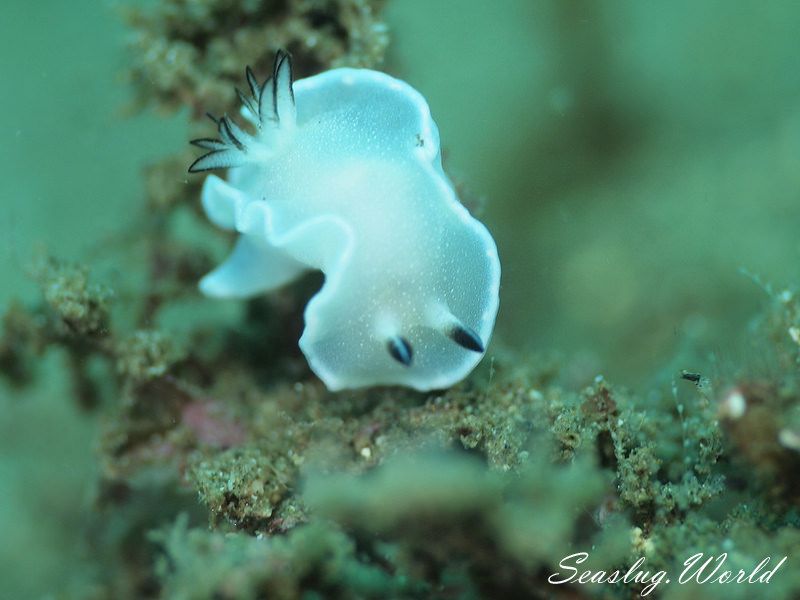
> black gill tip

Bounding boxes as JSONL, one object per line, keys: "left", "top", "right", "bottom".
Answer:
{"left": 387, "top": 336, "right": 413, "bottom": 367}
{"left": 449, "top": 324, "right": 485, "bottom": 353}
{"left": 273, "top": 49, "right": 285, "bottom": 73}
{"left": 187, "top": 152, "right": 216, "bottom": 173}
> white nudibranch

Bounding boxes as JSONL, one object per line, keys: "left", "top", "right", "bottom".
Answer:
{"left": 190, "top": 51, "right": 500, "bottom": 391}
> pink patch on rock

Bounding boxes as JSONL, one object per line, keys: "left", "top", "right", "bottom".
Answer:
{"left": 181, "top": 400, "right": 246, "bottom": 448}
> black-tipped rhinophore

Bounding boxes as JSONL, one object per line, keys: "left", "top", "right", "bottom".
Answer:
{"left": 448, "top": 324, "right": 485, "bottom": 353}
{"left": 387, "top": 336, "right": 413, "bottom": 366}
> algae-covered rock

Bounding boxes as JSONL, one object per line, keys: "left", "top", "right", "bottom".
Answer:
{"left": 116, "top": 330, "right": 187, "bottom": 384}
{"left": 36, "top": 256, "right": 113, "bottom": 339}
{"left": 188, "top": 445, "right": 290, "bottom": 529}
{"left": 125, "top": 0, "right": 389, "bottom": 115}
{"left": 152, "top": 515, "right": 418, "bottom": 600}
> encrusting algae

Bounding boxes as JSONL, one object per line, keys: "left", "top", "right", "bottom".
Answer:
{"left": 1, "top": 1, "right": 799, "bottom": 598}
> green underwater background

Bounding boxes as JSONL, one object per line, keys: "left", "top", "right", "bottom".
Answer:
{"left": 1, "top": 0, "right": 799, "bottom": 598}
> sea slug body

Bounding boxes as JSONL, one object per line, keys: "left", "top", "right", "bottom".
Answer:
{"left": 190, "top": 51, "right": 500, "bottom": 391}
